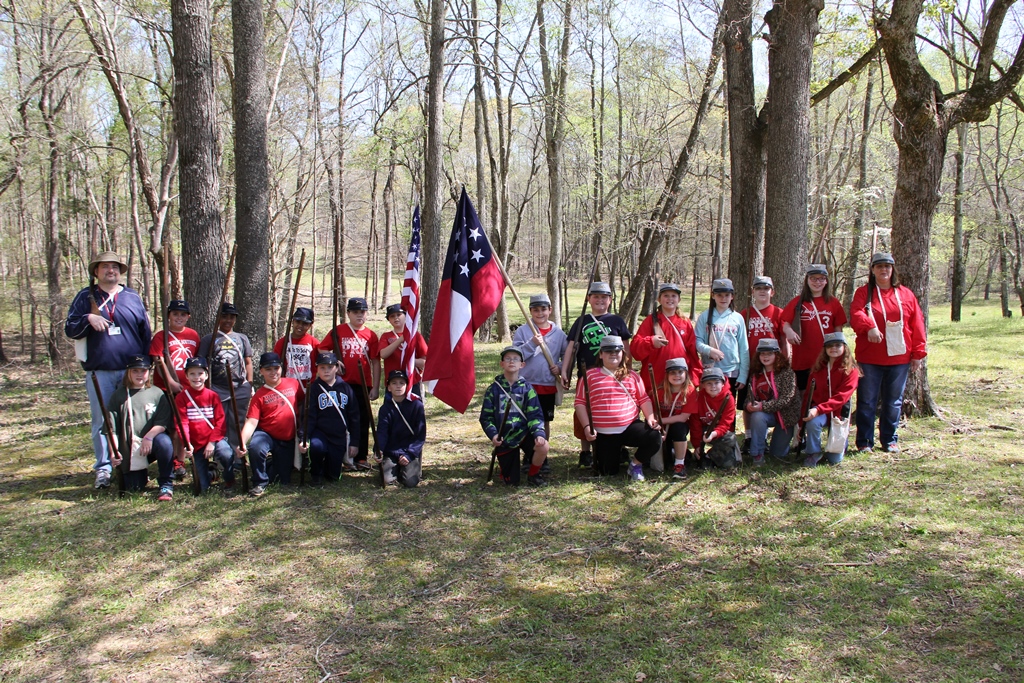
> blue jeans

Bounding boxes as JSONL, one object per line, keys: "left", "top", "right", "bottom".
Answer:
{"left": 193, "top": 439, "right": 235, "bottom": 491}
{"left": 748, "top": 411, "right": 792, "bottom": 459}
{"left": 803, "top": 413, "right": 845, "bottom": 464}
{"left": 855, "top": 362, "right": 910, "bottom": 449}
{"left": 249, "top": 431, "right": 295, "bottom": 487}
{"left": 123, "top": 432, "right": 174, "bottom": 490}
{"left": 309, "top": 432, "right": 349, "bottom": 481}
{"left": 85, "top": 369, "right": 125, "bottom": 473}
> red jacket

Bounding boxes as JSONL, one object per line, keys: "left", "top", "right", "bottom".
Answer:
{"left": 175, "top": 386, "right": 227, "bottom": 450}
{"left": 849, "top": 284, "right": 927, "bottom": 366}
{"left": 806, "top": 361, "right": 857, "bottom": 418}
{"left": 631, "top": 311, "right": 703, "bottom": 390}
{"left": 688, "top": 389, "right": 735, "bottom": 449}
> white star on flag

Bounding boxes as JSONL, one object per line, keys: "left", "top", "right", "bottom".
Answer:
{"left": 459, "top": 263, "right": 470, "bottom": 276}
{"left": 471, "top": 249, "right": 483, "bottom": 262}
{"left": 469, "top": 227, "right": 481, "bottom": 241}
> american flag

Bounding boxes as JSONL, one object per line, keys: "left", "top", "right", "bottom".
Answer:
{"left": 401, "top": 206, "right": 422, "bottom": 386}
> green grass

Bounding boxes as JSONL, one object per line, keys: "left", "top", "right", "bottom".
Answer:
{"left": 0, "top": 300, "right": 1022, "bottom": 682}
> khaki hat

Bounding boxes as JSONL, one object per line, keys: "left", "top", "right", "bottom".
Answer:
{"left": 89, "top": 251, "right": 128, "bottom": 276}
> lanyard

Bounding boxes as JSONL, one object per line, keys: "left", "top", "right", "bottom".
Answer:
{"left": 184, "top": 389, "right": 216, "bottom": 430}
{"left": 871, "top": 286, "right": 904, "bottom": 327}
{"left": 664, "top": 387, "right": 684, "bottom": 416}
{"left": 496, "top": 382, "right": 528, "bottom": 420}
{"left": 97, "top": 287, "right": 121, "bottom": 321}
{"left": 392, "top": 400, "right": 416, "bottom": 435}
{"left": 805, "top": 300, "right": 827, "bottom": 339}
{"left": 266, "top": 384, "right": 298, "bottom": 426}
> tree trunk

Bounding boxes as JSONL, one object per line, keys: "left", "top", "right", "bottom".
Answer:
{"left": 762, "top": 0, "right": 823, "bottom": 304}
{"left": 538, "top": 0, "right": 572, "bottom": 328}
{"left": 420, "top": 0, "right": 446, "bottom": 340}
{"left": 950, "top": 122, "right": 967, "bottom": 321}
{"left": 172, "top": 0, "right": 225, "bottom": 337}
{"left": 842, "top": 65, "right": 874, "bottom": 308}
{"left": 723, "top": 0, "right": 765, "bottom": 304}
{"left": 232, "top": 0, "right": 270, "bottom": 353}
{"left": 40, "top": 82, "right": 63, "bottom": 363}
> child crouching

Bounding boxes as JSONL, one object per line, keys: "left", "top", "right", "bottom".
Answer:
{"left": 176, "top": 357, "right": 235, "bottom": 491}
{"left": 480, "top": 347, "right": 549, "bottom": 486}
{"left": 376, "top": 369, "right": 426, "bottom": 487}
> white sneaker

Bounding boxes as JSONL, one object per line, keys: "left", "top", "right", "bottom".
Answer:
{"left": 94, "top": 470, "right": 111, "bottom": 489}
{"left": 628, "top": 462, "right": 645, "bottom": 482}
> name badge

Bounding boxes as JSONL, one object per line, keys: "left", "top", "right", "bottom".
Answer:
{"left": 107, "top": 326, "right": 122, "bottom": 336}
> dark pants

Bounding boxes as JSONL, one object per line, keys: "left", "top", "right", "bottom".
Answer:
{"left": 249, "top": 430, "right": 295, "bottom": 487}
{"left": 856, "top": 362, "right": 910, "bottom": 449}
{"left": 351, "top": 386, "right": 371, "bottom": 462}
{"left": 124, "top": 432, "right": 174, "bottom": 490}
{"left": 594, "top": 421, "right": 662, "bottom": 476}
{"left": 497, "top": 440, "right": 536, "bottom": 486}
{"left": 193, "top": 439, "right": 235, "bottom": 491}
{"left": 309, "top": 432, "right": 348, "bottom": 481}
{"left": 382, "top": 454, "right": 422, "bottom": 488}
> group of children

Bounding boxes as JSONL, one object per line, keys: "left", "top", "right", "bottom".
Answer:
{"left": 103, "top": 296, "right": 429, "bottom": 499}
{"left": 97, "top": 257, "right": 917, "bottom": 498}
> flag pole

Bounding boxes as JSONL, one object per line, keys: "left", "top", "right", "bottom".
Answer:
{"left": 477, "top": 229, "right": 559, "bottom": 374}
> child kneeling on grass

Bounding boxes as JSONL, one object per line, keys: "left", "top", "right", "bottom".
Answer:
{"left": 801, "top": 331, "right": 857, "bottom": 467}
{"left": 376, "top": 369, "right": 426, "bottom": 488}
{"left": 108, "top": 355, "right": 175, "bottom": 500}
{"left": 176, "top": 357, "right": 235, "bottom": 492}
{"left": 689, "top": 367, "right": 740, "bottom": 469}
{"left": 301, "top": 351, "right": 360, "bottom": 483}
{"left": 480, "top": 346, "right": 549, "bottom": 487}
{"left": 575, "top": 335, "right": 661, "bottom": 481}
{"left": 744, "top": 338, "right": 801, "bottom": 466}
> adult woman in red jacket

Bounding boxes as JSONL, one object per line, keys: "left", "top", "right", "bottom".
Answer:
{"left": 849, "top": 253, "right": 927, "bottom": 453}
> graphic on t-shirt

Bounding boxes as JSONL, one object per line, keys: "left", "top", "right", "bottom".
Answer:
{"left": 213, "top": 337, "right": 245, "bottom": 386}
{"left": 285, "top": 342, "right": 314, "bottom": 380}
{"left": 747, "top": 315, "right": 777, "bottom": 336}
{"left": 580, "top": 319, "right": 612, "bottom": 355}
{"left": 800, "top": 305, "right": 834, "bottom": 330}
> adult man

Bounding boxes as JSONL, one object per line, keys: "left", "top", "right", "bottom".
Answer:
{"left": 65, "top": 251, "right": 152, "bottom": 489}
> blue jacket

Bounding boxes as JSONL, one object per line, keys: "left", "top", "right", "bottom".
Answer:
{"left": 305, "top": 377, "right": 360, "bottom": 446}
{"left": 65, "top": 285, "right": 152, "bottom": 372}
{"left": 695, "top": 307, "right": 749, "bottom": 384}
{"left": 376, "top": 396, "right": 426, "bottom": 460}
{"left": 479, "top": 375, "right": 546, "bottom": 449}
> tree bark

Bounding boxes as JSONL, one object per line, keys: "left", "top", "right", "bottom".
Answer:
{"left": 172, "top": 0, "right": 225, "bottom": 336}
{"left": 420, "top": 0, "right": 446, "bottom": 340}
{"left": 723, "top": 0, "right": 765, "bottom": 306}
{"left": 762, "top": 0, "right": 823, "bottom": 304}
{"left": 842, "top": 65, "right": 875, "bottom": 308}
{"left": 232, "top": 0, "right": 270, "bottom": 353}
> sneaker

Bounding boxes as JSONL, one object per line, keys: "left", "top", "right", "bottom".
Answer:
{"left": 578, "top": 451, "right": 593, "bottom": 468}
{"left": 628, "top": 462, "right": 645, "bottom": 482}
{"left": 539, "top": 458, "right": 552, "bottom": 476}
{"left": 342, "top": 456, "right": 356, "bottom": 472}
{"left": 157, "top": 485, "right": 173, "bottom": 502}
{"left": 857, "top": 446, "right": 872, "bottom": 455}
{"left": 249, "top": 485, "right": 266, "bottom": 497}
{"left": 672, "top": 463, "right": 687, "bottom": 480}
{"left": 94, "top": 470, "right": 111, "bottom": 489}
{"left": 355, "top": 459, "right": 371, "bottom": 471}
{"left": 802, "top": 453, "right": 822, "bottom": 468}
{"left": 173, "top": 466, "right": 187, "bottom": 481}
{"left": 752, "top": 454, "right": 765, "bottom": 468}
{"left": 883, "top": 444, "right": 900, "bottom": 454}
{"left": 527, "top": 474, "right": 547, "bottom": 487}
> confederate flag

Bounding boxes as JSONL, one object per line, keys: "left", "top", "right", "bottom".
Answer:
{"left": 422, "top": 188, "right": 505, "bottom": 413}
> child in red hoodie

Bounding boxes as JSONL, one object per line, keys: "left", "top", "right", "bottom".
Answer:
{"left": 689, "top": 367, "right": 739, "bottom": 468}
{"left": 800, "top": 331, "right": 858, "bottom": 467}
{"left": 176, "top": 357, "right": 235, "bottom": 491}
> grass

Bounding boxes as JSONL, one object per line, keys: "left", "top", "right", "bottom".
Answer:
{"left": 0, "top": 300, "right": 1022, "bottom": 682}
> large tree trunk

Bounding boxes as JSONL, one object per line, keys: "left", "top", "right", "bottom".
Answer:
{"left": 232, "top": 0, "right": 270, "bottom": 353}
{"left": 723, "top": 0, "right": 765, "bottom": 307}
{"left": 762, "top": 0, "right": 823, "bottom": 304}
{"left": 842, "top": 65, "right": 874, "bottom": 308}
{"left": 41, "top": 81, "right": 63, "bottom": 363}
{"left": 538, "top": 0, "right": 572, "bottom": 327}
{"left": 420, "top": 0, "right": 446, "bottom": 340}
{"left": 950, "top": 122, "right": 967, "bottom": 321}
{"left": 172, "top": 0, "right": 225, "bottom": 336}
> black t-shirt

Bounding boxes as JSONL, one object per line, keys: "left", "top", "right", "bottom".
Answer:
{"left": 566, "top": 313, "right": 632, "bottom": 370}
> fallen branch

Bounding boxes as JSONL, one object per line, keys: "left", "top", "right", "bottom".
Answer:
{"left": 989, "top": 424, "right": 1017, "bottom": 432}
{"left": 410, "top": 579, "right": 458, "bottom": 597}
{"left": 156, "top": 578, "right": 200, "bottom": 603}
{"left": 315, "top": 604, "right": 354, "bottom": 683}
{"left": 821, "top": 561, "right": 875, "bottom": 567}
{"left": 339, "top": 523, "right": 371, "bottom": 534}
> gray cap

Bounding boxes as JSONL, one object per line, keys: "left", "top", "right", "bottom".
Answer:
{"left": 665, "top": 357, "right": 688, "bottom": 372}
{"left": 598, "top": 335, "right": 624, "bottom": 351}
{"left": 700, "top": 367, "right": 726, "bottom": 384}
{"left": 752, "top": 276, "right": 774, "bottom": 289}
{"left": 756, "top": 338, "right": 781, "bottom": 353}
{"left": 823, "top": 331, "right": 847, "bottom": 346}
{"left": 529, "top": 294, "right": 551, "bottom": 308}
{"left": 658, "top": 283, "right": 682, "bottom": 295}
{"left": 806, "top": 264, "right": 828, "bottom": 276}
{"left": 870, "top": 252, "right": 895, "bottom": 266}
{"left": 500, "top": 346, "right": 524, "bottom": 361}
{"left": 711, "top": 278, "right": 734, "bottom": 293}
{"left": 588, "top": 281, "right": 613, "bottom": 296}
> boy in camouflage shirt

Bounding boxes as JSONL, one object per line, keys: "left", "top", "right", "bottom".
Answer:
{"left": 479, "top": 347, "right": 550, "bottom": 486}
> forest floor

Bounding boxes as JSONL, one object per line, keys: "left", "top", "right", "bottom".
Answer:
{"left": 0, "top": 300, "right": 1022, "bottom": 682}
